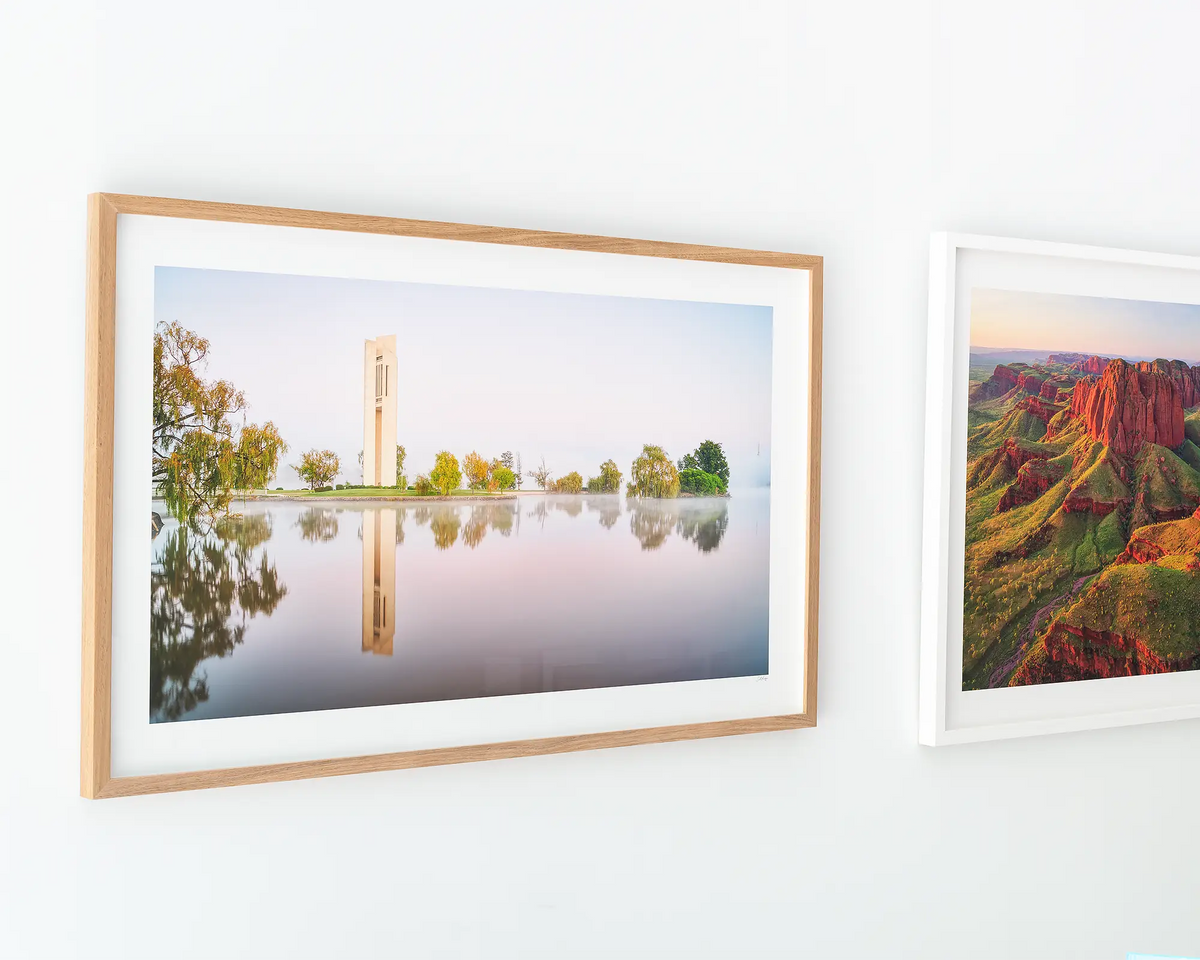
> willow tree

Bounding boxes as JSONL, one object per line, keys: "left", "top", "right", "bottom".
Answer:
{"left": 597, "top": 459, "right": 622, "bottom": 494}
{"left": 629, "top": 444, "right": 680, "bottom": 499}
{"left": 153, "top": 321, "right": 287, "bottom": 530}
{"left": 552, "top": 471, "right": 584, "bottom": 494}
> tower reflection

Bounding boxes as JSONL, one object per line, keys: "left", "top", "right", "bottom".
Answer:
{"left": 362, "top": 508, "right": 396, "bottom": 655}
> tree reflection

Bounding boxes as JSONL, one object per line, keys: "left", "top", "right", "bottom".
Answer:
{"left": 629, "top": 501, "right": 676, "bottom": 551}
{"left": 430, "top": 507, "right": 461, "bottom": 550}
{"left": 462, "top": 505, "right": 489, "bottom": 549}
{"left": 525, "top": 498, "right": 549, "bottom": 531}
{"left": 150, "top": 515, "right": 287, "bottom": 722}
{"left": 552, "top": 497, "right": 584, "bottom": 518}
{"left": 294, "top": 507, "right": 339, "bottom": 543}
{"left": 450, "top": 503, "right": 518, "bottom": 550}
{"left": 586, "top": 495, "right": 621, "bottom": 530}
{"left": 628, "top": 500, "right": 730, "bottom": 553}
{"left": 676, "top": 503, "right": 729, "bottom": 553}
{"left": 489, "top": 504, "right": 515, "bottom": 537}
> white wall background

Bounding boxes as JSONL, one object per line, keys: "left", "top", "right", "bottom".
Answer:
{"left": 2, "top": 2, "right": 1198, "bottom": 957}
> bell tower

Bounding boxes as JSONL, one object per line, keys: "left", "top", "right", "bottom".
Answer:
{"left": 362, "top": 335, "right": 398, "bottom": 486}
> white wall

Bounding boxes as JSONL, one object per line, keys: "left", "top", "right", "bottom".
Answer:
{"left": 2, "top": 2, "right": 1198, "bottom": 957}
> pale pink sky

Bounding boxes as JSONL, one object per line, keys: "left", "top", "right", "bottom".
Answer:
{"left": 156, "top": 267, "right": 774, "bottom": 489}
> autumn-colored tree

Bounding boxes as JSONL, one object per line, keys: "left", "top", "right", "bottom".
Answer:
{"left": 153, "top": 321, "right": 288, "bottom": 530}
{"left": 414, "top": 474, "right": 434, "bottom": 495}
{"left": 493, "top": 466, "right": 516, "bottom": 492}
{"left": 527, "top": 456, "right": 552, "bottom": 491}
{"left": 430, "top": 451, "right": 462, "bottom": 495}
{"left": 629, "top": 444, "right": 680, "bottom": 499}
{"left": 293, "top": 449, "right": 340, "bottom": 491}
{"left": 463, "top": 450, "right": 490, "bottom": 490}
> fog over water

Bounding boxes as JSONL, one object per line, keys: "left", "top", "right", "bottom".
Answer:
{"left": 150, "top": 491, "right": 770, "bottom": 723}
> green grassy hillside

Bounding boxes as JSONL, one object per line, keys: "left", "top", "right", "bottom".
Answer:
{"left": 962, "top": 359, "right": 1200, "bottom": 689}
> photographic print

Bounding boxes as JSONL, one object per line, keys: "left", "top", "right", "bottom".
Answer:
{"left": 921, "top": 233, "right": 1200, "bottom": 744}
{"left": 965, "top": 288, "right": 1200, "bottom": 690}
{"left": 82, "top": 194, "right": 820, "bottom": 795}
{"left": 151, "top": 268, "right": 774, "bottom": 723}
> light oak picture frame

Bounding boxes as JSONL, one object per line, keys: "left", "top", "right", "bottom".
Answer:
{"left": 82, "top": 193, "right": 823, "bottom": 797}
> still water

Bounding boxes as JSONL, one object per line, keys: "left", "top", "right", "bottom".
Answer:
{"left": 150, "top": 491, "right": 770, "bottom": 722}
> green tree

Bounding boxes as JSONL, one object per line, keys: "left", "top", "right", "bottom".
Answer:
{"left": 493, "top": 466, "right": 516, "bottom": 491}
{"left": 597, "top": 459, "right": 622, "bottom": 493}
{"left": 678, "top": 440, "right": 729, "bottom": 488}
{"left": 293, "top": 449, "right": 340, "bottom": 491}
{"left": 630, "top": 444, "right": 680, "bottom": 499}
{"left": 679, "top": 468, "right": 723, "bottom": 496}
{"left": 463, "top": 450, "right": 490, "bottom": 490}
{"left": 414, "top": 474, "right": 434, "bottom": 495}
{"left": 431, "top": 451, "right": 462, "bottom": 495}
{"left": 552, "top": 471, "right": 583, "bottom": 494}
{"left": 395, "top": 444, "right": 407, "bottom": 489}
{"left": 153, "top": 321, "right": 288, "bottom": 530}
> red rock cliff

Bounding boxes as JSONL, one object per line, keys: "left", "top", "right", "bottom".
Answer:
{"left": 1070, "top": 355, "right": 1111, "bottom": 376}
{"left": 1071, "top": 359, "right": 1184, "bottom": 455}
{"left": 969, "top": 364, "right": 1021, "bottom": 402}
{"left": 1134, "top": 358, "right": 1200, "bottom": 409}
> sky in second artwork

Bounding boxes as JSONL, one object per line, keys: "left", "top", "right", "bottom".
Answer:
{"left": 971, "top": 287, "right": 1200, "bottom": 362}
{"left": 155, "top": 267, "right": 774, "bottom": 489}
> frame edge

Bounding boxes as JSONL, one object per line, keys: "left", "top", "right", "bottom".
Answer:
{"left": 918, "top": 233, "right": 955, "bottom": 746}
{"left": 97, "top": 714, "right": 814, "bottom": 797}
{"left": 803, "top": 260, "right": 824, "bottom": 723}
{"left": 81, "top": 194, "right": 118, "bottom": 797}
{"left": 98, "top": 193, "right": 823, "bottom": 271}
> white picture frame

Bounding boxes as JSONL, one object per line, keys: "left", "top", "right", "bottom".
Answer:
{"left": 920, "top": 232, "right": 1200, "bottom": 745}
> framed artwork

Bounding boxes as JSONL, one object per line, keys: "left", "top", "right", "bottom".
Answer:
{"left": 82, "top": 194, "right": 823, "bottom": 797}
{"left": 921, "top": 232, "right": 1200, "bottom": 744}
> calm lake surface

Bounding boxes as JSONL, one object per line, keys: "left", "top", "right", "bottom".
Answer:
{"left": 150, "top": 491, "right": 770, "bottom": 722}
